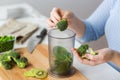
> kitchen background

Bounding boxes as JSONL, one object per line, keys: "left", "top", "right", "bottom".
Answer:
{"left": 0, "top": 0, "right": 107, "bottom": 50}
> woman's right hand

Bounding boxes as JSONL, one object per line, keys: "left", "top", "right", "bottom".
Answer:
{"left": 47, "top": 7, "right": 85, "bottom": 37}
{"left": 47, "top": 7, "right": 73, "bottom": 28}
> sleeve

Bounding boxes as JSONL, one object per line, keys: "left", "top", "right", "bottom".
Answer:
{"left": 78, "top": 0, "right": 115, "bottom": 42}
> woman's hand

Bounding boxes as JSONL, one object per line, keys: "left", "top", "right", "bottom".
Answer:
{"left": 47, "top": 7, "right": 85, "bottom": 37}
{"left": 71, "top": 48, "right": 114, "bottom": 66}
{"left": 47, "top": 7, "right": 73, "bottom": 27}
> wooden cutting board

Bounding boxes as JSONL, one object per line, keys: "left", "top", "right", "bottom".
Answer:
{"left": 0, "top": 44, "right": 87, "bottom": 80}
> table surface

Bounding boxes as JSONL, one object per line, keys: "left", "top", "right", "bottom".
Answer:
{"left": 0, "top": 3, "right": 120, "bottom": 80}
{"left": 0, "top": 44, "right": 88, "bottom": 80}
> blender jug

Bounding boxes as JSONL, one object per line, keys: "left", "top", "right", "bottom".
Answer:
{"left": 48, "top": 28, "right": 76, "bottom": 77}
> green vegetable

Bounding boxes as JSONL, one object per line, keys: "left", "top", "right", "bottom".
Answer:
{"left": 53, "top": 46, "right": 67, "bottom": 60}
{"left": 9, "top": 51, "right": 20, "bottom": 59}
{"left": 24, "top": 68, "right": 48, "bottom": 79}
{"left": 0, "top": 51, "right": 28, "bottom": 70}
{"left": 89, "top": 48, "right": 98, "bottom": 55}
{"left": 14, "top": 57, "right": 28, "bottom": 68}
{"left": 0, "top": 61, "right": 13, "bottom": 70}
{"left": 0, "top": 52, "right": 11, "bottom": 62}
{"left": 52, "top": 46, "right": 72, "bottom": 75}
{"left": 77, "top": 44, "right": 89, "bottom": 58}
{"left": 56, "top": 18, "right": 68, "bottom": 31}
{"left": 77, "top": 44, "right": 98, "bottom": 59}
{"left": 0, "top": 35, "right": 15, "bottom": 53}
{"left": 0, "top": 51, "right": 14, "bottom": 69}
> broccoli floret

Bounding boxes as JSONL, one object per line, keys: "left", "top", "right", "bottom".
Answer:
{"left": 0, "top": 53, "right": 13, "bottom": 70}
{"left": 0, "top": 53, "right": 11, "bottom": 62}
{"left": 15, "top": 57, "right": 28, "bottom": 68}
{"left": 56, "top": 18, "right": 68, "bottom": 31}
{"left": 9, "top": 51, "right": 20, "bottom": 60}
{"left": 0, "top": 52, "right": 14, "bottom": 70}
{"left": 77, "top": 44, "right": 99, "bottom": 59}
{"left": 0, "top": 61, "right": 13, "bottom": 70}
{"left": 77, "top": 44, "right": 89, "bottom": 58}
{"left": 0, "top": 51, "right": 28, "bottom": 69}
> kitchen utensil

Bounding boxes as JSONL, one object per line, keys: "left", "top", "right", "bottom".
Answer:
{"left": 27, "top": 28, "right": 47, "bottom": 53}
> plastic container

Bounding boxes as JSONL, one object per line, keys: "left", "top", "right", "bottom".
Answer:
{"left": 48, "top": 28, "right": 76, "bottom": 77}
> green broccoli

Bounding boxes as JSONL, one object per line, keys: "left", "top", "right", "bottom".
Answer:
{"left": 15, "top": 57, "right": 28, "bottom": 68}
{"left": 0, "top": 52, "right": 14, "bottom": 70}
{"left": 0, "top": 51, "right": 28, "bottom": 70}
{"left": 77, "top": 44, "right": 89, "bottom": 58}
{"left": 8, "top": 51, "right": 20, "bottom": 61}
{"left": 56, "top": 18, "right": 68, "bottom": 31}
{"left": 0, "top": 53, "right": 11, "bottom": 62}
{"left": 0, "top": 61, "right": 13, "bottom": 70}
{"left": 77, "top": 44, "right": 98, "bottom": 59}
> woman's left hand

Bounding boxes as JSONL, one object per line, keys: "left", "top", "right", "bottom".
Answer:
{"left": 71, "top": 48, "right": 114, "bottom": 66}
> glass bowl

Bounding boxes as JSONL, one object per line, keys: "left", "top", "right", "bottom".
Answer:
{"left": 0, "top": 35, "right": 15, "bottom": 54}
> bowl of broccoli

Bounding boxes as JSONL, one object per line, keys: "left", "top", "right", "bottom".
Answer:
{"left": 0, "top": 35, "right": 15, "bottom": 53}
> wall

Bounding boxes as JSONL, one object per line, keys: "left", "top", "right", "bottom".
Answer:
{"left": 0, "top": 0, "right": 102, "bottom": 18}
{"left": 0, "top": 0, "right": 108, "bottom": 50}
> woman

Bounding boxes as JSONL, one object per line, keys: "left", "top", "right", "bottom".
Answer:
{"left": 47, "top": 0, "right": 120, "bottom": 72}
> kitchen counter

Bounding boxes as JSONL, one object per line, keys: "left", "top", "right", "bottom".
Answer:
{"left": 0, "top": 3, "right": 120, "bottom": 80}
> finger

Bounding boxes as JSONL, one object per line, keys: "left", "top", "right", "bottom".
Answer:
{"left": 47, "top": 18, "right": 56, "bottom": 27}
{"left": 50, "top": 16, "right": 58, "bottom": 25}
{"left": 85, "top": 54, "right": 94, "bottom": 60}
{"left": 71, "top": 48, "right": 83, "bottom": 63}
{"left": 82, "top": 59, "right": 92, "bottom": 65}
{"left": 82, "top": 59, "right": 97, "bottom": 66}
{"left": 62, "top": 11, "right": 69, "bottom": 19}
{"left": 51, "top": 7, "right": 61, "bottom": 21}
{"left": 85, "top": 54, "right": 99, "bottom": 61}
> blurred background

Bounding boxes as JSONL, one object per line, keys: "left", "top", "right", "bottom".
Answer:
{"left": 0, "top": 0, "right": 107, "bottom": 50}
